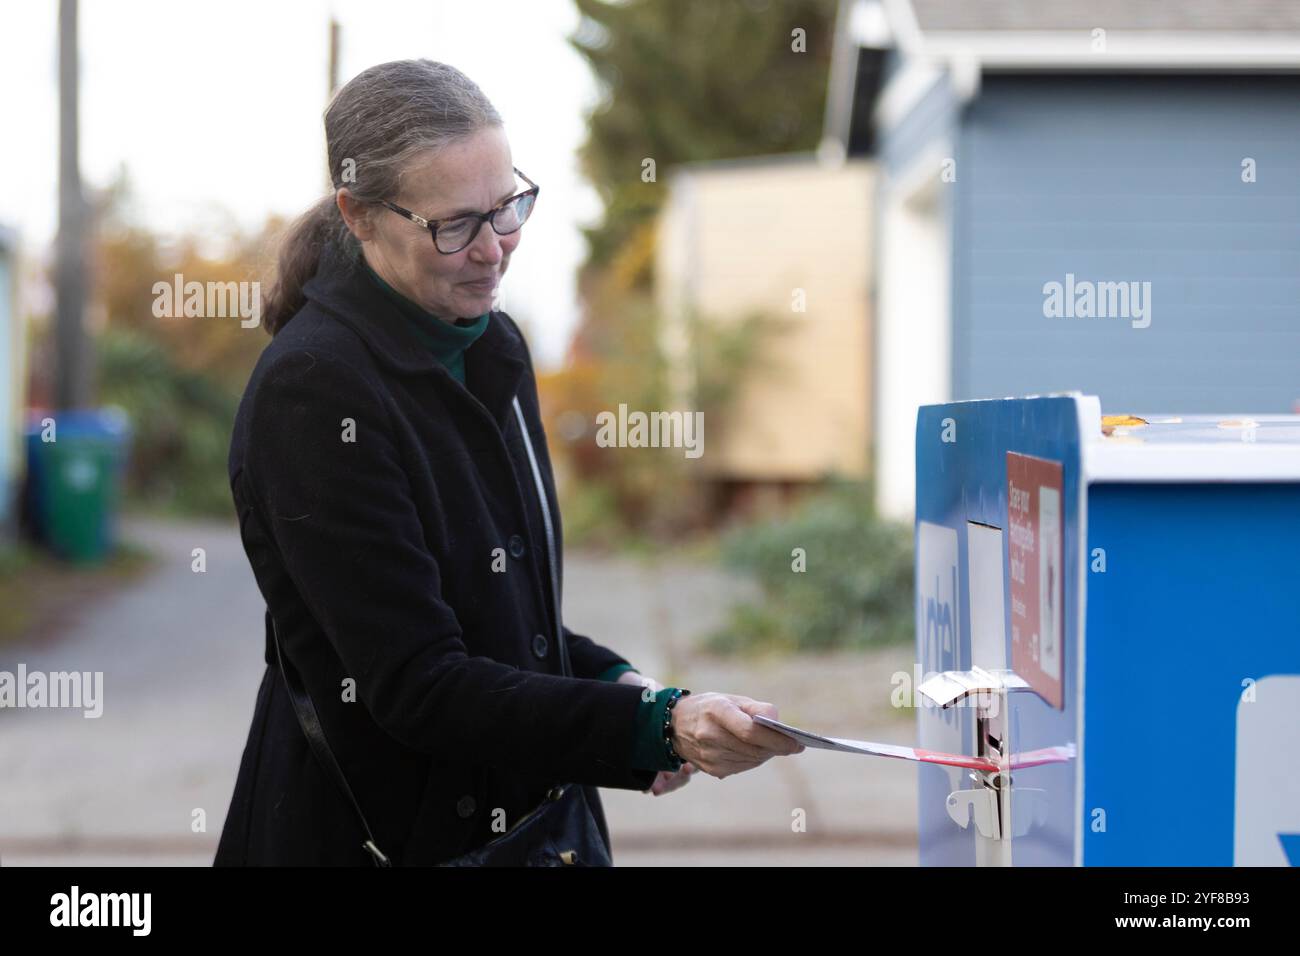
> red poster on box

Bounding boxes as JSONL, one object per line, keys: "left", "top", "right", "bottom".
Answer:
{"left": 1006, "top": 452, "right": 1064, "bottom": 710}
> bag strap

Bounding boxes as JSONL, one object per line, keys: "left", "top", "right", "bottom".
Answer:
{"left": 511, "top": 394, "right": 572, "bottom": 679}
{"left": 267, "top": 610, "right": 392, "bottom": 867}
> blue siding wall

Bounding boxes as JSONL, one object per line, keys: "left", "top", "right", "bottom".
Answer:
{"left": 954, "top": 74, "right": 1300, "bottom": 413}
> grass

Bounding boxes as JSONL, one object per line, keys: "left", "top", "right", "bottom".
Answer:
{"left": 0, "top": 537, "right": 158, "bottom": 650}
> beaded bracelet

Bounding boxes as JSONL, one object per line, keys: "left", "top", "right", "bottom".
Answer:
{"left": 662, "top": 688, "right": 692, "bottom": 768}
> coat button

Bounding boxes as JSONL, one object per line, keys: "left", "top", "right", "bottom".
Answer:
{"left": 456, "top": 795, "right": 477, "bottom": 818}
{"left": 532, "top": 633, "right": 549, "bottom": 660}
{"left": 508, "top": 534, "right": 526, "bottom": 559}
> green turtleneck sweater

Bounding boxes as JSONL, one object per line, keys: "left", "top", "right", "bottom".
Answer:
{"left": 361, "top": 259, "right": 682, "bottom": 775}
{"left": 362, "top": 260, "right": 489, "bottom": 384}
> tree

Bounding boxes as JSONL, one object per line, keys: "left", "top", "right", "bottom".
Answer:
{"left": 569, "top": 0, "right": 837, "bottom": 287}
{"left": 550, "top": 0, "right": 838, "bottom": 538}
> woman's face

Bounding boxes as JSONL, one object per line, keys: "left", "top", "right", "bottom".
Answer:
{"left": 351, "top": 125, "right": 522, "bottom": 322}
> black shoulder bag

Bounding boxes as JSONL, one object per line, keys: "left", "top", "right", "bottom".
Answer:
{"left": 268, "top": 394, "right": 613, "bottom": 867}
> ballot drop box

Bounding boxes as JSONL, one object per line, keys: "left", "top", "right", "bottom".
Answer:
{"left": 913, "top": 394, "right": 1300, "bottom": 866}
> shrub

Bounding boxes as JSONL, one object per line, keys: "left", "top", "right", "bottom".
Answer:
{"left": 706, "top": 480, "right": 913, "bottom": 654}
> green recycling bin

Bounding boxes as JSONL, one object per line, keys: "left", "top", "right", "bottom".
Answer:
{"left": 26, "top": 408, "right": 132, "bottom": 563}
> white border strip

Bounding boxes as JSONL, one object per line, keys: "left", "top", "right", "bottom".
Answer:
{"left": 1084, "top": 444, "right": 1300, "bottom": 483}
{"left": 1072, "top": 395, "right": 1099, "bottom": 867}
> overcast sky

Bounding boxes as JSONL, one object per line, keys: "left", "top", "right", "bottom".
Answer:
{"left": 1, "top": 0, "right": 606, "bottom": 365}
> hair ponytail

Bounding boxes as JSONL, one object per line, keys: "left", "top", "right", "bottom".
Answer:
{"left": 261, "top": 195, "right": 352, "bottom": 335}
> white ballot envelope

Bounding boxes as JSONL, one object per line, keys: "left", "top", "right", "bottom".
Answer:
{"left": 754, "top": 714, "right": 1075, "bottom": 772}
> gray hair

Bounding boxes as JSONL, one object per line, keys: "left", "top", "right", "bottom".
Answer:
{"left": 261, "top": 59, "right": 502, "bottom": 335}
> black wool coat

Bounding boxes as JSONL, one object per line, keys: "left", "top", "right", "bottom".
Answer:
{"left": 215, "top": 239, "right": 656, "bottom": 866}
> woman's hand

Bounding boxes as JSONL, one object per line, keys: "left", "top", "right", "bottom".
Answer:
{"left": 646, "top": 762, "right": 697, "bottom": 796}
{"left": 667, "top": 692, "right": 805, "bottom": 779}
{"left": 616, "top": 670, "right": 698, "bottom": 796}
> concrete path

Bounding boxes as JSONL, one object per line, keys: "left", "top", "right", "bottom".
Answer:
{"left": 0, "top": 514, "right": 265, "bottom": 865}
{"left": 0, "top": 515, "right": 919, "bottom": 866}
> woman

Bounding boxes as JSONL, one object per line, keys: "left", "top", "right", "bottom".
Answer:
{"left": 215, "top": 59, "right": 802, "bottom": 867}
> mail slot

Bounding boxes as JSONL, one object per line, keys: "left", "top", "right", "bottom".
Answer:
{"left": 914, "top": 393, "right": 1300, "bottom": 866}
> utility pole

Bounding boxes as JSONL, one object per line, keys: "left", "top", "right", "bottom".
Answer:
{"left": 326, "top": 17, "right": 340, "bottom": 192}
{"left": 328, "top": 18, "right": 341, "bottom": 98}
{"left": 56, "top": 0, "right": 90, "bottom": 410}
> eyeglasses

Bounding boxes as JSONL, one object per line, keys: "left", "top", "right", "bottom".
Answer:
{"left": 381, "top": 167, "right": 539, "bottom": 254}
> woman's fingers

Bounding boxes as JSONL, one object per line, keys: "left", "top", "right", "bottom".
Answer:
{"left": 707, "top": 753, "right": 772, "bottom": 778}
{"left": 689, "top": 735, "right": 779, "bottom": 777}
{"left": 667, "top": 692, "right": 806, "bottom": 779}
{"left": 680, "top": 696, "right": 762, "bottom": 761}
{"left": 730, "top": 697, "right": 807, "bottom": 754}
{"left": 651, "top": 773, "right": 690, "bottom": 796}
{"left": 716, "top": 697, "right": 805, "bottom": 757}
{"left": 647, "top": 764, "right": 696, "bottom": 796}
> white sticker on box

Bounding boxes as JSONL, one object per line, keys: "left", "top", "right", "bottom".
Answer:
{"left": 1235, "top": 675, "right": 1300, "bottom": 866}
